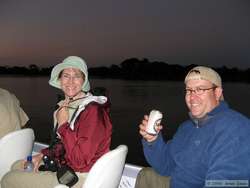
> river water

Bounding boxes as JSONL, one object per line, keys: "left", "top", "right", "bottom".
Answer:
{"left": 1, "top": 76, "right": 249, "bottom": 166}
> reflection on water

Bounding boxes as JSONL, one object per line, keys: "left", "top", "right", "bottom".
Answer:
{"left": 1, "top": 76, "right": 249, "bottom": 166}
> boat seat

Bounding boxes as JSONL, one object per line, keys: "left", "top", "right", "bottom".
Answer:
{"left": 54, "top": 145, "right": 128, "bottom": 188}
{"left": 0, "top": 128, "right": 35, "bottom": 180}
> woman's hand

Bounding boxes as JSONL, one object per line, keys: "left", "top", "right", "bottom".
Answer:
{"left": 32, "top": 153, "right": 44, "bottom": 172}
{"left": 139, "top": 115, "right": 163, "bottom": 142}
{"left": 56, "top": 99, "right": 69, "bottom": 126}
{"left": 21, "top": 153, "right": 43, "bottom": 172}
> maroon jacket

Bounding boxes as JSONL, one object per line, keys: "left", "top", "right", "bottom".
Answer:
{"left": 42, "top": 101, "right": 112, "bottom": 172}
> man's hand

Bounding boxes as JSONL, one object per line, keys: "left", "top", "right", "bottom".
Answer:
{"left": 139, "top": 115, "right": 163, "bottom": 142}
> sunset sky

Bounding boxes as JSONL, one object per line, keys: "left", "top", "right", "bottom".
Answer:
{"left": 0, "top": 0, "right": 249, "bottom": 69}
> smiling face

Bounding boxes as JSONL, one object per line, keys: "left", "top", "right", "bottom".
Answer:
{"left": 185, "top": 79, "right": 222, "bottom": 119}
{"left": 59, "top": 68, "right": 85, "bottom": 98}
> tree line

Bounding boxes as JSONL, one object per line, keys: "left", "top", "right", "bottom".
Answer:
{"left": 0, "top": 58, "right": 249, "bottom": 83}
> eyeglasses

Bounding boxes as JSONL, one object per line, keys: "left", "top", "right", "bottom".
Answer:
{"left": 185, "top": 86, "right": 217, "bottom": 95}
{"left": 61, "top": 74, "right": 83, "bottom": 80}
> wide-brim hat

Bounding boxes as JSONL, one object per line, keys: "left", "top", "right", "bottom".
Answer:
{"left": 49, "top": 56, "right": 90, "bottom": 92}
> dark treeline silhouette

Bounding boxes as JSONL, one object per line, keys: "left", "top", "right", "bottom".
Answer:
{"left": 89, "top": 58, "right": 250, "bottom": 83}
{"left": 0, "top": 58, "right": 249, "bottom": 83}
{"left": 0, "top": 64, "right": 52, "bottom": 76}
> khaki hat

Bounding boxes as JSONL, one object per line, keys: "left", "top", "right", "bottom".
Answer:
{"left": 185, "top": 66, "right": 223, "bottom": 100}
{"left": 49, "top": 56, "right": 90, "bottom": 92}
{"left": 184, "top": 66, "right": 222, "bottom": 87}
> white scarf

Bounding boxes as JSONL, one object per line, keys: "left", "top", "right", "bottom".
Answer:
{"left": 54, "top": 93, "right": 107, "bottom": 131}
{"left": 69, "top": 94, "right": 107, "bottom": 130}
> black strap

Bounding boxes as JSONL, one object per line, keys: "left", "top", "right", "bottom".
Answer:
{"left": 49, "top": 123, "right": 59, "bottom": 148}
{"left": 69, "top": 106, "right": 79, "bottom": 124}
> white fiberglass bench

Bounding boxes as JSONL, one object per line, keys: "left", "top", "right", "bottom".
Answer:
{"left": 55, "top": 145, "right": 128, "bottom": 188}
{"left": 0, "top": 128, "right": 35, "bottom": 180}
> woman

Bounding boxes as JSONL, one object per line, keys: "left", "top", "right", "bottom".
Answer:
{"left": 1, "top": 56, "right": 112, "bottom": 188}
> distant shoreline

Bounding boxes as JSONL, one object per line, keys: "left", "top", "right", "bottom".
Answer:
{"left": 1, "top": 58, "right": 249, "bottom": 83}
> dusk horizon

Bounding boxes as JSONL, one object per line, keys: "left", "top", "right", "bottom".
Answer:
{"left": 1, "top": 1, "right": 250, "bottom": 69}
{"left": 0, "top": 57, "right": 249, "bottom": 70}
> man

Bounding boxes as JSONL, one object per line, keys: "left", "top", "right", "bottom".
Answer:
{"left": 136, "top": 66, "right": 250, "bottom": 188}
{"left": 0, "top": 88, "right": 29, "bottom": 138}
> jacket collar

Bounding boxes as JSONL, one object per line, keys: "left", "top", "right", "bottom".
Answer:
{"left": 189, "top": 101, "right": 229, "bottom": 128}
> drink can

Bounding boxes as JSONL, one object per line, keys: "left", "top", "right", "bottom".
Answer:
{"left": 146, "top": 110, "right": 163, "bottom": 135}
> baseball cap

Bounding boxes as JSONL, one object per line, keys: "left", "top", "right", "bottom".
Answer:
{"left": 184, "top": 66, "right": 222, "bottom": 87}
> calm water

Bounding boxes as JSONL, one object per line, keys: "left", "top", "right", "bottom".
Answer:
{"left": 1, "top": 76, "right": 250, "bottom": 166}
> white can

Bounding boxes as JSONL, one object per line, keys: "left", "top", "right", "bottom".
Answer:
{"left": 146, "top": 110, "right": 163, "bottom": 135}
